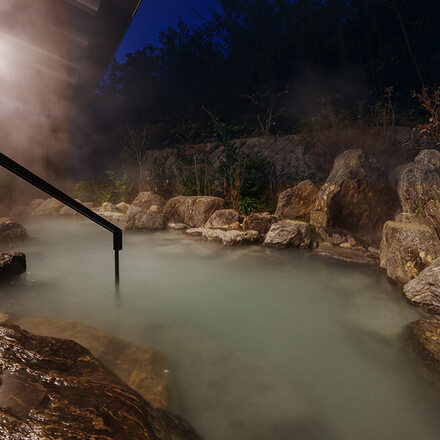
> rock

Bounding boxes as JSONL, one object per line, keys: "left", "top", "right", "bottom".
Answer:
{"left": 164, "top": 196, "right": 224, "bottom": 227}
{"left": 314, "top": 247, "right": 375, "bottom": 264}
{"left": 264, "top": 220, "right": 314, "bottom": 248}
{"left": 168, "top": 223, "right": 189, "bottom": 230}
{"left": 408, "top": 316, "right": 440, "bottom": 371}
{"left": 0, "top": 205, "right": 8, "bottom": 217}
{"left": 275, "top": 180, "right": 318, "bottom": 220}
{"left": 414, "top": 148, "right": 440, "bottom": 171}
{"left": 242, "top": 212, "right": 278, "bottom": 234}
{"left": 397, "top": 150, "right": 440, "bottom": 223}
{"left": 31, "top": 198, "right": 64, "bottom": 216}
{"left": 403, "top": 257, "right": 440, "bottom": 313}
{"left": 379, "top": 220, "right": 440, "bottom": 284}
{"left": 339, "top": 242, "right": 352, "bottom": 248}
{"left": 59, "top": 206, "right": 76, "bottom": 216}
{"left": 125, "top": 194, "right": 168, "bottom": 231}
{"left": 0, "top": 218, "right": 27, "bottom": 244}
{"left": 0, "top": 252, "right": 26, "bottom": 281}
{"left": 125, "top": 206, "right": 165, "bottom": 231}
{"left": 131, "top": 192, "right": 165, "bottom": 211}
{"left": 116, "top": 202, "right": 130, "bottom": 213}
{"left": 186, "top": 228, "right": 205, "bottom": 237}
{"left": 25, "top": 198, "right": 44, "bottom": 215}
{"left": 14, "top": 316, "right": 168, "bottom": 409}
{"left": 424, "top": 199, "right": 440, "bottom": 239}
{"left": 0, "top": 322, "right": 201, "bottom": 440}
{"left": 367, "top": 246, "right": 380, "bottom": 258}
{"left": 398, "top": 163, "right": 440, "bottom": 213}
{"left": 394, "top": 212, "right": 427, "bottom": 225}
{"left": 201, "top": 228, "right": 260, "bottom": 245}
{"left": 314, "top": 227, "right": 361, "bottom": 248}
{"left": 204, "top": 209, "right": 241, "bottom": 229}
{"left": 99, "top": 202, "right": 120, "bottom": 213}
{"left": 310, "top": 149, "right": 399, "bottom": 233}
{"left": 98, "top": 212, "right": 127, "bottom": 229}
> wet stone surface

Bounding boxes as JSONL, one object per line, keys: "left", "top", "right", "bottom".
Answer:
{"left": 0, "top": 322, "right": 201, "bottom": 440}
{"left": 14, "top": 315, "right": 169, "bottom": 409}
{"left": 408, "top": 316, "right": 440, "bottom": 372}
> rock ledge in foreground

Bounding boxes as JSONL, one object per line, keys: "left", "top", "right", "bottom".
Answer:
{"left": 0, "top": 322, "right": 201, "bottom": 440}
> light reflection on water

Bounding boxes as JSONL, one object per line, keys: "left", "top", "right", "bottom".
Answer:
{"left": 1, "top": 218, "right": 440, "bottom": 440}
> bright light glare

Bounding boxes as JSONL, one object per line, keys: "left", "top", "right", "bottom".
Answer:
{"left": 0, "top": 0, "right": 14, "bottom": 13}
{"left": 0, "top": 37, "right": 15, "bottom": 80}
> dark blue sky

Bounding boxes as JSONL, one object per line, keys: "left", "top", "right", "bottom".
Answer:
{"left": 115, "top": 0, "right": 220, "bottom": 61}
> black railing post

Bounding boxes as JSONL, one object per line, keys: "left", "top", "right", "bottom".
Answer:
{"left": 0, "top": 152, "right": 123, "bottom": 282}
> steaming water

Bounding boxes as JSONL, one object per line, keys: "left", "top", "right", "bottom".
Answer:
{"left": 1, "top": 218, "right": 440, "bottom": 439}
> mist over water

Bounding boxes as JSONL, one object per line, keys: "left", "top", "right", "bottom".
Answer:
{"left": 1, "top": 218, "right": 440, "bottom": 440}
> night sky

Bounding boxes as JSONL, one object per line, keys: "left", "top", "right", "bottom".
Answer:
{"left": 115, "top": 0, "right": 220, "bottom": 60}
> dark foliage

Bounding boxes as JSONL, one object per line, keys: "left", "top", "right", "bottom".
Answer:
{"left": 92, "top": 0, "right": 440, "bottom": 145}
{"left": 79, "top": 0, "right": 440, "bottom": 179}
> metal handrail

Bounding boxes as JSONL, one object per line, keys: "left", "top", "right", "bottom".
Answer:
{"left": 0, "top": 152, "right": 122, "bottom": 282}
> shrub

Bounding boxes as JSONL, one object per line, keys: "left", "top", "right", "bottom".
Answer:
{"left": 237, "top": 197, "right": 259, "bottom": 215}
{"left": 413, "top": 87, "right": 440, "bottom": 148}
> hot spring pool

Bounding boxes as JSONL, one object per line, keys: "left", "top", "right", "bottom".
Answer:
{"left": 1, "top": 218, "right": 439, "bottom": 439}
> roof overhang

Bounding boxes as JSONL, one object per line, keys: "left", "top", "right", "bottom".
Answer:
{"left": 0, "top": 0, "right": 142, "bottom": 107}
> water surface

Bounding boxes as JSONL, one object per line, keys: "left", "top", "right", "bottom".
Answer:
{"left": 1, "top": 218, "right": 439, "bottom": 439}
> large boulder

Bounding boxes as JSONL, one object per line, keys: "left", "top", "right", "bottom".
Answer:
{"left": 14, "top": 316, "right": 168, "bottom": 409}
{"left": 396, "top": 150, "right": 440, "bottom": 237}
{"left": 164, "top": 196, "right": 224, "bottom": 227}
{"left": 99, "top": 202, "right": 120, "bottom": 213}
{"left": 404, "top": 257, "right": 440, "bottom": 314}
{"left": 125, "top": 193, "right": 167, "bottom": 232}
{"left": 59, "top": 206, "right": 77, "bottom": 216}
{"left": 264, "top": 220, "right": 314, "bottom": 248}
{"left": 310, "top": 149, "right": 399, "bottom": 233}
{"left": 242, "top": 212, "right": 277, "bottom": 235}
{"left": 125, "top": 206, "right": 165, "bottom": 231}
{"left": 31, "top": 198, "right": 64, "bottom": 216}
{"left": 0, "top": 218, "right": 27, "bottom": 244}
{"left": 0, "top": 252, "right": 26, "bottom": 281}
{"left": 201, "top": 228, "right": 260, "bottom": 245}
{"left": 204, "top": 209, "right": 241, "bottom": 229}
{"left": 98, "top": 212, "right": 127, "bottom": 229}
{"left": 415, "top": 148, "right": 440, "bottom": 171}
{"left": 408, "top": 316, "right": 440, "bottom": 370}
{"left": 116, "top": 202, "right": 130, "bottom": 213}
{"left": 59, "top": 199, "right": 83, "bottom": 217}
{"left": 0, "top": 322, "right": 200, "bottom": 440}
{"left": 398, "top": 160, "right": 440, "bottom": 214}
{"left": 275, "top": 180, "right": 318, "bottom": 220}
{"left": 379, "top": 220, "right": 440, "bottom": 284}
{"left": 424, "top": 199, "right": 440, "bottom": 239}
{"left": 131, "top": 192, "right": 165, "bottom": 211}
{"left": 25, "top": 198, "right": 44, "bottom": 215}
